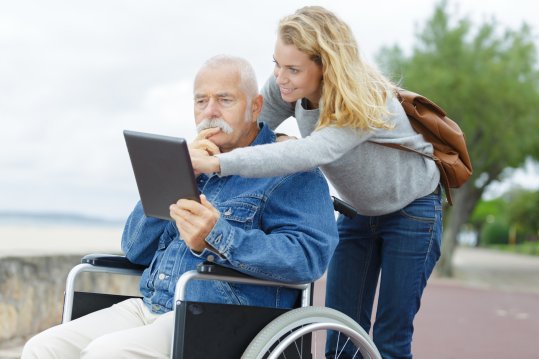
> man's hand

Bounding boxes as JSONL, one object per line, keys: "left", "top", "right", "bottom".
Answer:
{"left": 189, "top": 128, "right": 222, "bottom": 175}
{"left": 190, "top": 128, "right": 221, "bottom": 155}
{"left": 169, "top": 194, "right": 220, "bottom": 253}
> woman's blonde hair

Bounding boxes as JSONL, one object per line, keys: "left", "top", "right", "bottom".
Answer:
{"left": 278, "top": 6, "right": 395, "bottom": 130}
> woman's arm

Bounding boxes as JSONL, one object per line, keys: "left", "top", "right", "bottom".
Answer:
{"left": 218, "top": 125, "right": 371, "bottom": 177}
{"left": 214, "top": 75, "right": 375, "bottom": 177}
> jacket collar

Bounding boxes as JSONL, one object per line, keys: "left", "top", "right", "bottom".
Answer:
{"left": 249, "top": 122, "right": 274, "bottom": 147}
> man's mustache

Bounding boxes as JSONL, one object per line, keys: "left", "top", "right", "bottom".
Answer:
{"left": 196, "top": 119, "right": 233, "bottom": 134}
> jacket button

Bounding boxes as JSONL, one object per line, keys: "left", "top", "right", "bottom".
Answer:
{"left": 158, "top": 273, "right": 166, "bottom": 280}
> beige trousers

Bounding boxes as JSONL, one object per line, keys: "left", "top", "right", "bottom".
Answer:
{"left": 21, "top": 298, "right": 174, "bottom": 359}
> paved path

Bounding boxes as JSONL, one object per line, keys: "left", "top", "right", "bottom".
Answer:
{"left": 413, "top": 278, "right": 539, "bottom": 359}
{"left": 313, "top": 246, "right": 539, "bottom": 358}
{"left": 1, "top": 243, "right": 538, "bottom": 358}
{"left": 412, "top": 247, "right": 539, "bottom": 359}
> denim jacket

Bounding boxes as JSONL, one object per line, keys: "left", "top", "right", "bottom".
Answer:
{"left": 121, "top": 123, "right": 338, "bottom": 313}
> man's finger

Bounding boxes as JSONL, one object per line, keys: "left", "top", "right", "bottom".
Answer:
{"left": 191, "top": 139, "right": 220, "bottom": 155}
{"left": 200, "top": 195, "right": 220, "bottom": 216}
{"left": 189, "top": 148, "right": 210, "bottom": 157}
{"left": 195, "top": 127, "right": 221, "bottom": 141}
{"left": 203, "top": 140, "right": 220, "bottom": 155}
{"left": 175, "top": 198, "right": 206, "bottom": 216}
{"left": 170, "top": 205, "right": 199, "bottom": 229}
{"left": 172, "top": 204, "right": 213, "bottom": 237}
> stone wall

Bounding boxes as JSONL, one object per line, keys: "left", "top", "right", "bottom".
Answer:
{"left": 0, "top": 255, "right": 139, "bottom": 346}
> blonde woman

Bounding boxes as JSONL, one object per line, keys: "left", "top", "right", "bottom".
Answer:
{"left": 192, "top": 6, "right": 442, "bottom": 358}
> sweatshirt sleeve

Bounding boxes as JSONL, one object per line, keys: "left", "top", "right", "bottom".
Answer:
{"left": 218, "top": 125, "right": 372, "bottom": 177}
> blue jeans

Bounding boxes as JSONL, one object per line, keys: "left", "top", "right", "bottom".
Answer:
{"left": 325, "top": 191, "right": 442, "bottom": 359}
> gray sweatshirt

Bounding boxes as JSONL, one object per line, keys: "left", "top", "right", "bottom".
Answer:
{"left": 217, "top": 76, "right": 440, "bottom": 216}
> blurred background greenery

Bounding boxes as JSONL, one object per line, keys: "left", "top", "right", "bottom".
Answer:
{"left": 472, "top": 189, "right": 539, "bottom": 251}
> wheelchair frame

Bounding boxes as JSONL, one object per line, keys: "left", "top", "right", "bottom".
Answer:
{"left": 60, "top": 195, "right": 380, "bottom": 358}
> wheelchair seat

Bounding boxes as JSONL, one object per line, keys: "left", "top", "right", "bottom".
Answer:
{"left": 63, "top": 254, "right": 312, "bottom": 359}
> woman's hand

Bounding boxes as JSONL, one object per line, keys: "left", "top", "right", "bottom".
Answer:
{"left": 191, "top": 155, "right": 221, "bottom": 176}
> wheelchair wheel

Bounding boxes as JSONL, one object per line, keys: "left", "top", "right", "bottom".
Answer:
{"left": 241, "top": 306, "right": 381, "bottom": 359}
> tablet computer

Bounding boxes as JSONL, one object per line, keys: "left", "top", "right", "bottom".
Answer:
{"left": 124, "top": 130, "right": 200, "bottom": 220}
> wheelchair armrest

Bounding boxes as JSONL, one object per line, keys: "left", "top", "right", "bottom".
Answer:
{"left": 196, "top": 261, "right": 252, "bottom": 279}
{"left": 176, "top": 262, "right": 311, "bottom": 307}
{"left": 81, "top": 253, "right": 147, "bottom": 271}
{"left": 63, "top": 254, "right": 145, "bottom": 323}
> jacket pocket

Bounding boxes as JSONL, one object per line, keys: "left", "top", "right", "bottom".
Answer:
{"left": 217, "top": 201, "right": 258, "bottom": 230}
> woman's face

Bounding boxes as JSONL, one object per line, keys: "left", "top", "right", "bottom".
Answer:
{"left": 272, "top": 37, "right": 323, "bottom": 107}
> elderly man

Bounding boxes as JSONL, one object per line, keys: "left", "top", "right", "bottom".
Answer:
{"left": 22, "top": 55, "right": 338, "bottom": 358}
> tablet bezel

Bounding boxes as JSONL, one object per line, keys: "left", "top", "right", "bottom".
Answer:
{"left": 124, "top": 130, "right": 200, "bottom": 221}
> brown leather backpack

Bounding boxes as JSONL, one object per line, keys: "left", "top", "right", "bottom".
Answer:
{"left": 376, "top": 89, "right": 473, "bottom": 205}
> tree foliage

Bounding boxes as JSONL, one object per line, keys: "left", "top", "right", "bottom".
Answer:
{"left": 507, "top": 189, "right": 539, "bottom": 237}
{"left": 376, "top": 0, "right": 539, "bottom": 275}
{"left": 469, "top": 197, "right": 507, "bottom": 229}
{"left": 471, "top": 190, "right": 539, "bottom": 245}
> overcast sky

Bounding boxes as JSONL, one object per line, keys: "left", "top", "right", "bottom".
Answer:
{"left": 1, "top": 0, "right": 538, "bottom": 220}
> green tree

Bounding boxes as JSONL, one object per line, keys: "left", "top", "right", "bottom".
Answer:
{"left": 507, "top": 189, "right": 539, "bottom": 239}
{"left": 469, "top": 197, "right": 508, "bottom": 243}
{"left": 377, "top": 0, "right": 539, "bottom": 276}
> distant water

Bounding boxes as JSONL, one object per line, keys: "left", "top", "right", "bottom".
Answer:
{"left": 0, "top": 211, "right": 124, "bottom": 227}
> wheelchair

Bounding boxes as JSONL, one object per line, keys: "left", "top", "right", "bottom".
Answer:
{"left": 62, "top": 197, "right": 381, "bottom": 359}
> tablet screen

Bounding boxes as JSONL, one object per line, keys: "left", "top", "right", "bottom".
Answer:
{"left": 124, "top": 130, "right": 200, "bottom": 220}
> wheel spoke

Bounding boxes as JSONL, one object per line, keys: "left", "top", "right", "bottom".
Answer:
{"left": 336, "top": 336, "right": 352, "bottom": 358}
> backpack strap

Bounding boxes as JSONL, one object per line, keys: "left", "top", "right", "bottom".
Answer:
{"left": 373, "top": 142, "right": 432, "bottom": 159}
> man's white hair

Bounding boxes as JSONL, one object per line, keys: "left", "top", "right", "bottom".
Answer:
{"left": 198, "top": 54, "right": 259, "bottom": 100}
